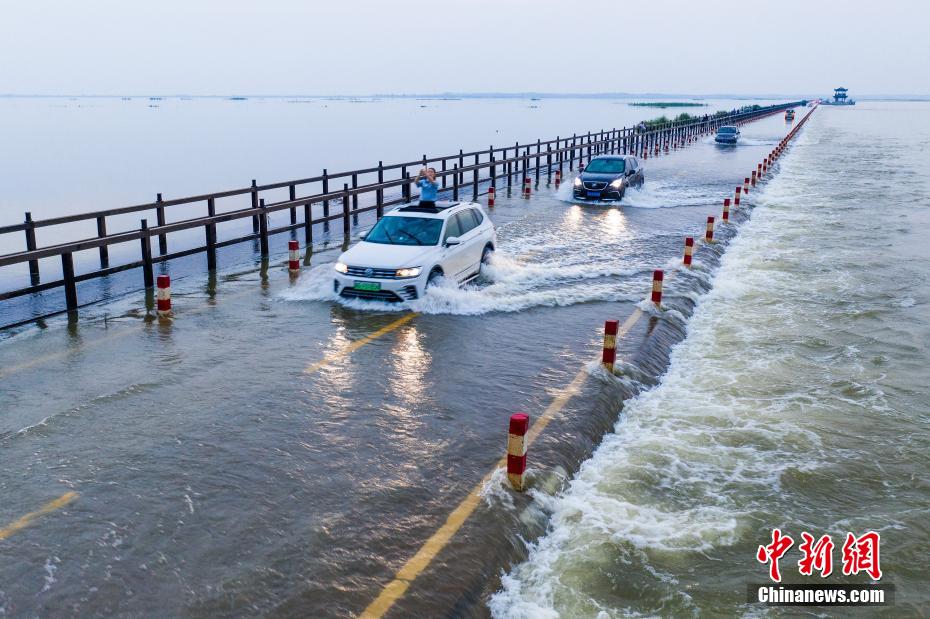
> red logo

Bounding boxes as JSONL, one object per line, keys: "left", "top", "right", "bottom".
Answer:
{"left": 758, "top": 530, "right": 882, "bottom": 582}
{"left": 798, "top": 533, "right": 834, "bottom": 577}
{"left": 842, "top": 531, "right": 882, "bottom": 580}
{"left": 756, "top": 528, "right": 794, "bottom": 583}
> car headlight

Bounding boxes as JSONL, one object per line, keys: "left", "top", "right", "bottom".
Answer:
{"left": 334, "top": 261, "right": 349, "bottom": 274}
{"left": 610, "top": 178, "right": 623, "bottom": 188}
{"left": 573, "top": 177, "right": 583, "bottom": 187}
{"left": 395, "top": 267, "right": 422, "bottom": 278}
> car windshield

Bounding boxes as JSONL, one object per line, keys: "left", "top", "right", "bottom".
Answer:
{"left": 364, "top": 216, "right": 443, "bottom": 246}
{"left": 584, "top": 158, "right": 625, "bottom": 174}
{"left": 718, "top": 127, "right": 737, "bottom": 134}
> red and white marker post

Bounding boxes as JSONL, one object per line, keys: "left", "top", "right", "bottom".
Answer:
{"left": 156, "top": 274, "right": 171, "bottom": 317}
{"left": 722, "top": 198, "right": 731, "bottom": 223}
{"left": 744, "top": 177, "right": 750, "bottom": 195}
{"left": 683, "top": 236, "right": 694, "bottom": 267}
{"left": 602, "top": 319, "right": 619, "bottom": 373}
{"left": 651, "top": 269, "right": 664, "bottom": 308}
{"left": 705, "top": 216, "right": 716, "bottom": 243}
{"left": 288, "top": 240, "right": 300, "bottom": 274}
{"left": 554, "top": 170, "right": 561, "bottom": 188}
{"left": 751, "top": 170, "right": 757, "bottom": 187}
{"left": 507, "top": 413, "right": 530, "bottom": 491}
{"left": 487, "top": 186, "right": 496, "bottom": 208}
{"left": 734, "top": 186, "right": 742, "bottom": 207}
{"left": 523, "top": 176, "right": 531, "bottom": 198}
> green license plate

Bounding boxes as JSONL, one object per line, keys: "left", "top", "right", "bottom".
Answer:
{"left": 354, "top": 281, "right": 381, "bottom": 292}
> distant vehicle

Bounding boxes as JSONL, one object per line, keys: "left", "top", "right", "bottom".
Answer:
{"left": 785, "top": 109, "right": 796, "bottom": 121}
{"left": 334, "top": 201, "right": 496, "bottom": 302}
{"left": 572, "top": 155, "right": 644, "bottom": 201}
{"left": 715, "top": 126, "right": 740, "bottom": 144}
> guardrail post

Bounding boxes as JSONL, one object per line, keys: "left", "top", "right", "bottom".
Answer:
{"left": 472, "top": 158, "right": 479, "bottom": 202}
{"left": 141, "top": 219, "right": 154, "bottom": 289}
{"left": 322, "top": 170, "right": 330, "bottom": 232}
{"left": 24, "top": 212, "right": 40, "bottom": 285}
{"left": 570, "top": 134, "right": 576, "bottom": 171}
{"left": 440, "top": 158, "right": 447, "bottom": 189}
{"left": 289, "top": 184, "right": 297, "bottom": 226}
{"left": 351, "top": 173, "right": 359, "bottom": 225}
{"left": 489, "top": 146, "right": 495, "bottom": 182}
{"left": 458, "top": 149, "right": 464, "bottom": 184}
{"left": 342, "top": 184, "right": 351, "bottom": 239}
{"left": 523, "top": 151, "right": 530, "bottom": 191}
{"left": 401, "top": 166, "right": 408, "bottom": 202}
{"left": 546, "top": 146, "right": 552, "bottom": 184}
{"left": 534, "top": 140, "right": 541, "bottom": 185}
{"left": 258, "top": 198, "right": 269, "bottom": 257}
{"left": 450, "top": 165, "right": 458, "bottom": 201}
{"left": 206, "top": 197, "right": 217, "bottom": 270}
{"left": 351, "top": 173, "right": 359, "bottom": 224}
{"left": 513, "top": 143, "right": 519, "bottom": 184}
{"left": 506, "top": 153, "right": 512, "bottom": 190}
{"left": 404, "top": 171, "right": 412, "bottom": 203}
{"left": 96, "top": 215, "right": 109, "bottom": 268}
{"left": 377, "top": 161, "right": 384, "bottom": 218}
{"left": 303, "top": 201, "right": 313, "bottom": 244}
{"left": 61, "top": 252, "right": 77, "bottom": 311}
{"left": 250, "top": 181, "right": 259, "bottom": 233}
{"left": 155, "top": 193, "right": 168, "bottom": 255}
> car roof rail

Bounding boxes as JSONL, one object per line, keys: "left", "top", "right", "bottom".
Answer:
{"left": 397, "top": 201, "right": 459, "bottom": 214}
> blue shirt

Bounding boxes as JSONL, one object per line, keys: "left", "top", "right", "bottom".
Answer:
{"left": 417, "top": 178, "right": 438, "bottom": 202}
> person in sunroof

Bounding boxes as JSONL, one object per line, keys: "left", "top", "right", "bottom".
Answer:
{"left": 415, "top": 167, "right": 438, "bottom": 208}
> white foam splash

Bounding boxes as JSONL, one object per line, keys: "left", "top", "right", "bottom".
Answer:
{"left": 278, "top": 253, "right": 641, "bottom": 315}
{"left": 490, "top": 150, "right": 842, "bottom": 617}
{"left": 553, "top": 173, "right": 719, "bottom": 209}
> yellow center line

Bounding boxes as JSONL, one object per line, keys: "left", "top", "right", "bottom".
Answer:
{"left": 304, "top": 313, "right": 419, "bottom": 375}
{"left": 359, "top": 307, "right": 645, "bottom": 619}
{"left": 0, "top": 492, "right": 78, "bottom": 541}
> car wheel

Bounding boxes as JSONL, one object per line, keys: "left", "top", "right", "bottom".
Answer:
{"left": 481, "top": 245, "right": 494, "bottom": 265}
{"left": 426, "top": 268, "right": 443, "bottom": 289}
{"left": 619, "top": 185, "right": 626, "bottom": 201}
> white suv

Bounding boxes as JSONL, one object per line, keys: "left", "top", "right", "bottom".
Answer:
{"left": 333, "top": 201, "right": 497, "bottom": 302}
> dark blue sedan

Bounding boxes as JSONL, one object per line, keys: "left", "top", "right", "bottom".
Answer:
{"left": 572, "top": 155, "right": 644, "bottom": 202}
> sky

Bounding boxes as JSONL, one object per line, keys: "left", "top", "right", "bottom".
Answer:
{"left": 1, "top": 0, "right": 928, "bottom": 97}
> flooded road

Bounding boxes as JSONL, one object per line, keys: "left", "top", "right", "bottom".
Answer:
{"left": 3, "top": 110, "right": 808, "bottom": 616}
{"left": 492, "top": 102, "right": 930, "bottom": 617}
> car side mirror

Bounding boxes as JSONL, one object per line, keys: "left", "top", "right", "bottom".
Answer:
{"left": 444, "top": 236, "right": 461, "bottom": 247}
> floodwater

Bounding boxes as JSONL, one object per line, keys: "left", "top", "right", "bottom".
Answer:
{"left": 1, "top": 100, "right": 925, "bottom": 618}
{"left": 491, "top": 102, "right": 930, "bottom": 617}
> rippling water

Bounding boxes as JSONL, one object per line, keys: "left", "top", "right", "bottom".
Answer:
{"left": 491, "top": 103, "right": 930, "bottom": 616}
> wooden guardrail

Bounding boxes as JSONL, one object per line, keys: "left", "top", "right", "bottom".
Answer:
{"left": 0, "top": 101, "right": 801, "bottom": 322}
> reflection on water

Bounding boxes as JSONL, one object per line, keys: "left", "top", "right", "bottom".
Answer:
{"left": 389, "top": 325, "right": 431, "bottom": 409}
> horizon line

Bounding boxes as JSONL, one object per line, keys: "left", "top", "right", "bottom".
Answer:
{"left": 1, "top": 91, "right": 928, "bottom": 100}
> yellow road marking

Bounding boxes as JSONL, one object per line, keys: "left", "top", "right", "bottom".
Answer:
{"left": 359, "top": 308, "right": 645, "bottom": 618}
{"left": 304, "top": 313, "right": 419, "bottom": 375}
{"left": 0, "top": 492, "right": 78, "bottom": 541}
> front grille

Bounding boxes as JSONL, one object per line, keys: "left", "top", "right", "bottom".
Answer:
{"left": 345, "top": 265, "right": 400, "bottom": 279}
{"left": 583, "top": 181, "right": 607, "bottom": 190}
{"left": 340, "top": 288, "right": 403, "bottom": 302}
